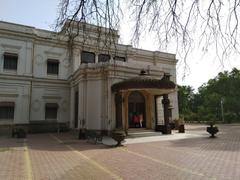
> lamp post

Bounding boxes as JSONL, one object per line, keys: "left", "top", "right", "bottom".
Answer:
{"left": 221, "top": 98, "right": 224, "bottom": 123}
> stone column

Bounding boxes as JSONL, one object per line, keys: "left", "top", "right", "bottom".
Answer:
{"left": 25, "top": 41, "right": 33, "bottom": 75}
{"left": 123, "top": 91, "right": 130, "bottom": 134}
{"left": 115, "top": 92, "right": 123, "bottom": 129}
{"left": 69, "top": 86, "right": 75, "bottom": 129}
{"left": 72, "top": 49, "right": 80, "bottom": 72}
{"left": 162, "top": 94, "right": 171, "bottom": 134}
{"left": 78, "top": 81, "right": 86, "bottom": 139}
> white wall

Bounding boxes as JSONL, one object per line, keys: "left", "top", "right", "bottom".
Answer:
{"left": 30, "top": 84, "right": 70, "bottom": 122}
{"left": 0, "top": 79, "right": 30, "bottom": 124}
{"left": 0, "top": 21, "right": 179, "bottom": 129}
{"left": 34, "top": 44, "right": 70, "bottom": 79}
{"left": 86, "top": 80, "right": 103, "bottom": 130}
{"left": 0, "top": 38, "right": 32, "bottom": 76}
{"left": 0, "top": 35, "right": 70, "bottom": 125}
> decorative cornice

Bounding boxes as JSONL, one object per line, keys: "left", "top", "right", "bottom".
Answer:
{"left": 0, "top": 93, "right": 19, "bottom": 97}
{"left": 0, "top": 21, "right": 177, "bottom": 63}
{"left": 42, "top": 95, "right": 62, "bottom": 100}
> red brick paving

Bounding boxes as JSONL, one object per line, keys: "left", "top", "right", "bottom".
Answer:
{"left": 0, "top": 138, "right": 27, "bottom": 180}
{"left": 0, "top": 124, "right": 240, "bottom": 180}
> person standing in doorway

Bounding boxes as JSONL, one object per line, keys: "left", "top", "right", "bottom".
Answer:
{"left": 139, "top": 114, "right": 143, "bottom": 127}
{"left": 133, "top": 113, "right": 139, "bottom": 127}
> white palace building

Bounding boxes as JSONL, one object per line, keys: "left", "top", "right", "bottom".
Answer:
{"left": 0, "top": 20, "right": 179, "bottom": 135}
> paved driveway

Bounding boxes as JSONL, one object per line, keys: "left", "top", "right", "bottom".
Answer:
{"left": 0, "top": 124, "right": 240, "bottom": 180}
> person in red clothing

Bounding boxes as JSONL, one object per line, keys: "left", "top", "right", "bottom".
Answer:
{"left": 133, "top": 113, "right": 140, "bottom": 127}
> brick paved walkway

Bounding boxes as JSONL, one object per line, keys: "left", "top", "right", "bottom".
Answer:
{"left": 0, "top": 124, "right": 240, "bottom": 180}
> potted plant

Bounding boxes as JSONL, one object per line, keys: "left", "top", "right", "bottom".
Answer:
{"left": 111, "top": 129, "right": 126, "bottom": 146}
{"left": 206, "top": 122, "right": 219, "bottom": 138}
{"left": 178, "top": 117, "right": 185, "bottom": 133}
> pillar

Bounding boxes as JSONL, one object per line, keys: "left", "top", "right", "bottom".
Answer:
{"left": 162, "top": 94, "right": 171, "bottom": 134}
{"left": 69, "top": 86, "right": 75, "bottom": 128}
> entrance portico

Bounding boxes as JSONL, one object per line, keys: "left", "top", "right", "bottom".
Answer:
{"left": 121, "top": 90, "right": 153, "bottom": 131}
{"left": 112, "top": 71, "right": 176, "bottom": 134}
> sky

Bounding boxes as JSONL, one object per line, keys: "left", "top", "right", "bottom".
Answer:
{"left": 1, "top": 0, "right": 240, "bottom": 91}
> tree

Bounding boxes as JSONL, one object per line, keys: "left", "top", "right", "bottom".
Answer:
{"left": 56, "top": 0, "right": 240, "bottom": 66}
{"left": 178, "top": 85, "right": 194, "bottom": 115}
{"left": 197, "top": 68, "right": 240, "bottom": 122}
{"left": 178, "top": 68, "right": 240, "bottom": 123}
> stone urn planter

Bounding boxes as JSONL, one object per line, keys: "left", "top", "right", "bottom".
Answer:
{"left": 178, "top": 124, "right": 185, "bottom": 133}
{"left": 111, "top": 129, "right": 126, "bottom": 147}
{"left": 206, "top": 122, "right": 219, "bottom": 138}
{"left": 178, "top": 118, "right": 185, "bottom": 133}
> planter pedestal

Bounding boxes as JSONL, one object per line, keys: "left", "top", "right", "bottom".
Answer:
{"left": 179, "top": 125, "right": 185, "bottom": 133}
{"left": 206, "top": 125, "right": 219, "bottom": 138}
{"left": 111, "top": 131, "right": 126, "bottom": 146}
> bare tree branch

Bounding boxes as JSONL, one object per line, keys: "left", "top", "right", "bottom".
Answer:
{"left": 56, "top": 0, "right": 240, "bottom": 74}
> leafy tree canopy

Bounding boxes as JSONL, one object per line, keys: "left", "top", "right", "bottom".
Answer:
{"left": 178, "top": 68, "right": 240, "bottom": 123}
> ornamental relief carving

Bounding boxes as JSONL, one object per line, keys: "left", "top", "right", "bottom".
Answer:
{"left": 35, "top": 55, "right": 43, "bottom": 65}
{"left": 61, "top": 100, "right": 68, "bottom": 112}
{"left": 1, "top": 44, "right": 22, "bottom": 52}
{"left": 32, "top": 100, "right": 41, "bottom": 112}
{"left": 63, "top": 58, "right": 70, "bottom": 68}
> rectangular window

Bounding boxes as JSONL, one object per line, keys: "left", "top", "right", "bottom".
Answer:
{"left": 98, "top": 54, "right": 110, "bottom": 62}
{"left": 0, "top": 102, "right": 15, "bottom": 120}
{"left": 47, "top": 59, "right": 59, "bottom": 75}
{"left": 45, "top": 103, "right": 58, "bottom": 120}
{"left": 114, "top": 56, "right": 126, "bottom": 62}
{"left": 3, "top": 53, "right": 18, "bottom": 70}
{"left": 81, "top": 51, "right": 95, "bottom": 64}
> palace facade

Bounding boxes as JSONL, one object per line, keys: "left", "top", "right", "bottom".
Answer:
{"left": 0, "top": 20, "right": 178, "bottom": 135}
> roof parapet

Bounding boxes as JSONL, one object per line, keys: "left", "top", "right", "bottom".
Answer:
{"left": 60, "top": 19, "right": 119, "bottom": 43}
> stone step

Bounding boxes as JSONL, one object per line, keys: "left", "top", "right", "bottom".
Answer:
{"left": 127, "top": 129, "right": 161, "bottom": 138}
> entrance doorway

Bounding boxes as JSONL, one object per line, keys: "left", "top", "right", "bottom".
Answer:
{"left": 128, "top": 91, "right": 146, "bottom": 128}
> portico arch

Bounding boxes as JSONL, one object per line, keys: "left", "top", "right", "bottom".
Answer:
{"left": 120, "top": 90, "right": 152, "bottom": 131}
{"left": 112, "top": 72, "right": 176, "bottom": 134}
{"left": 128, "top": 91, "right": 146, "bottom": 128}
